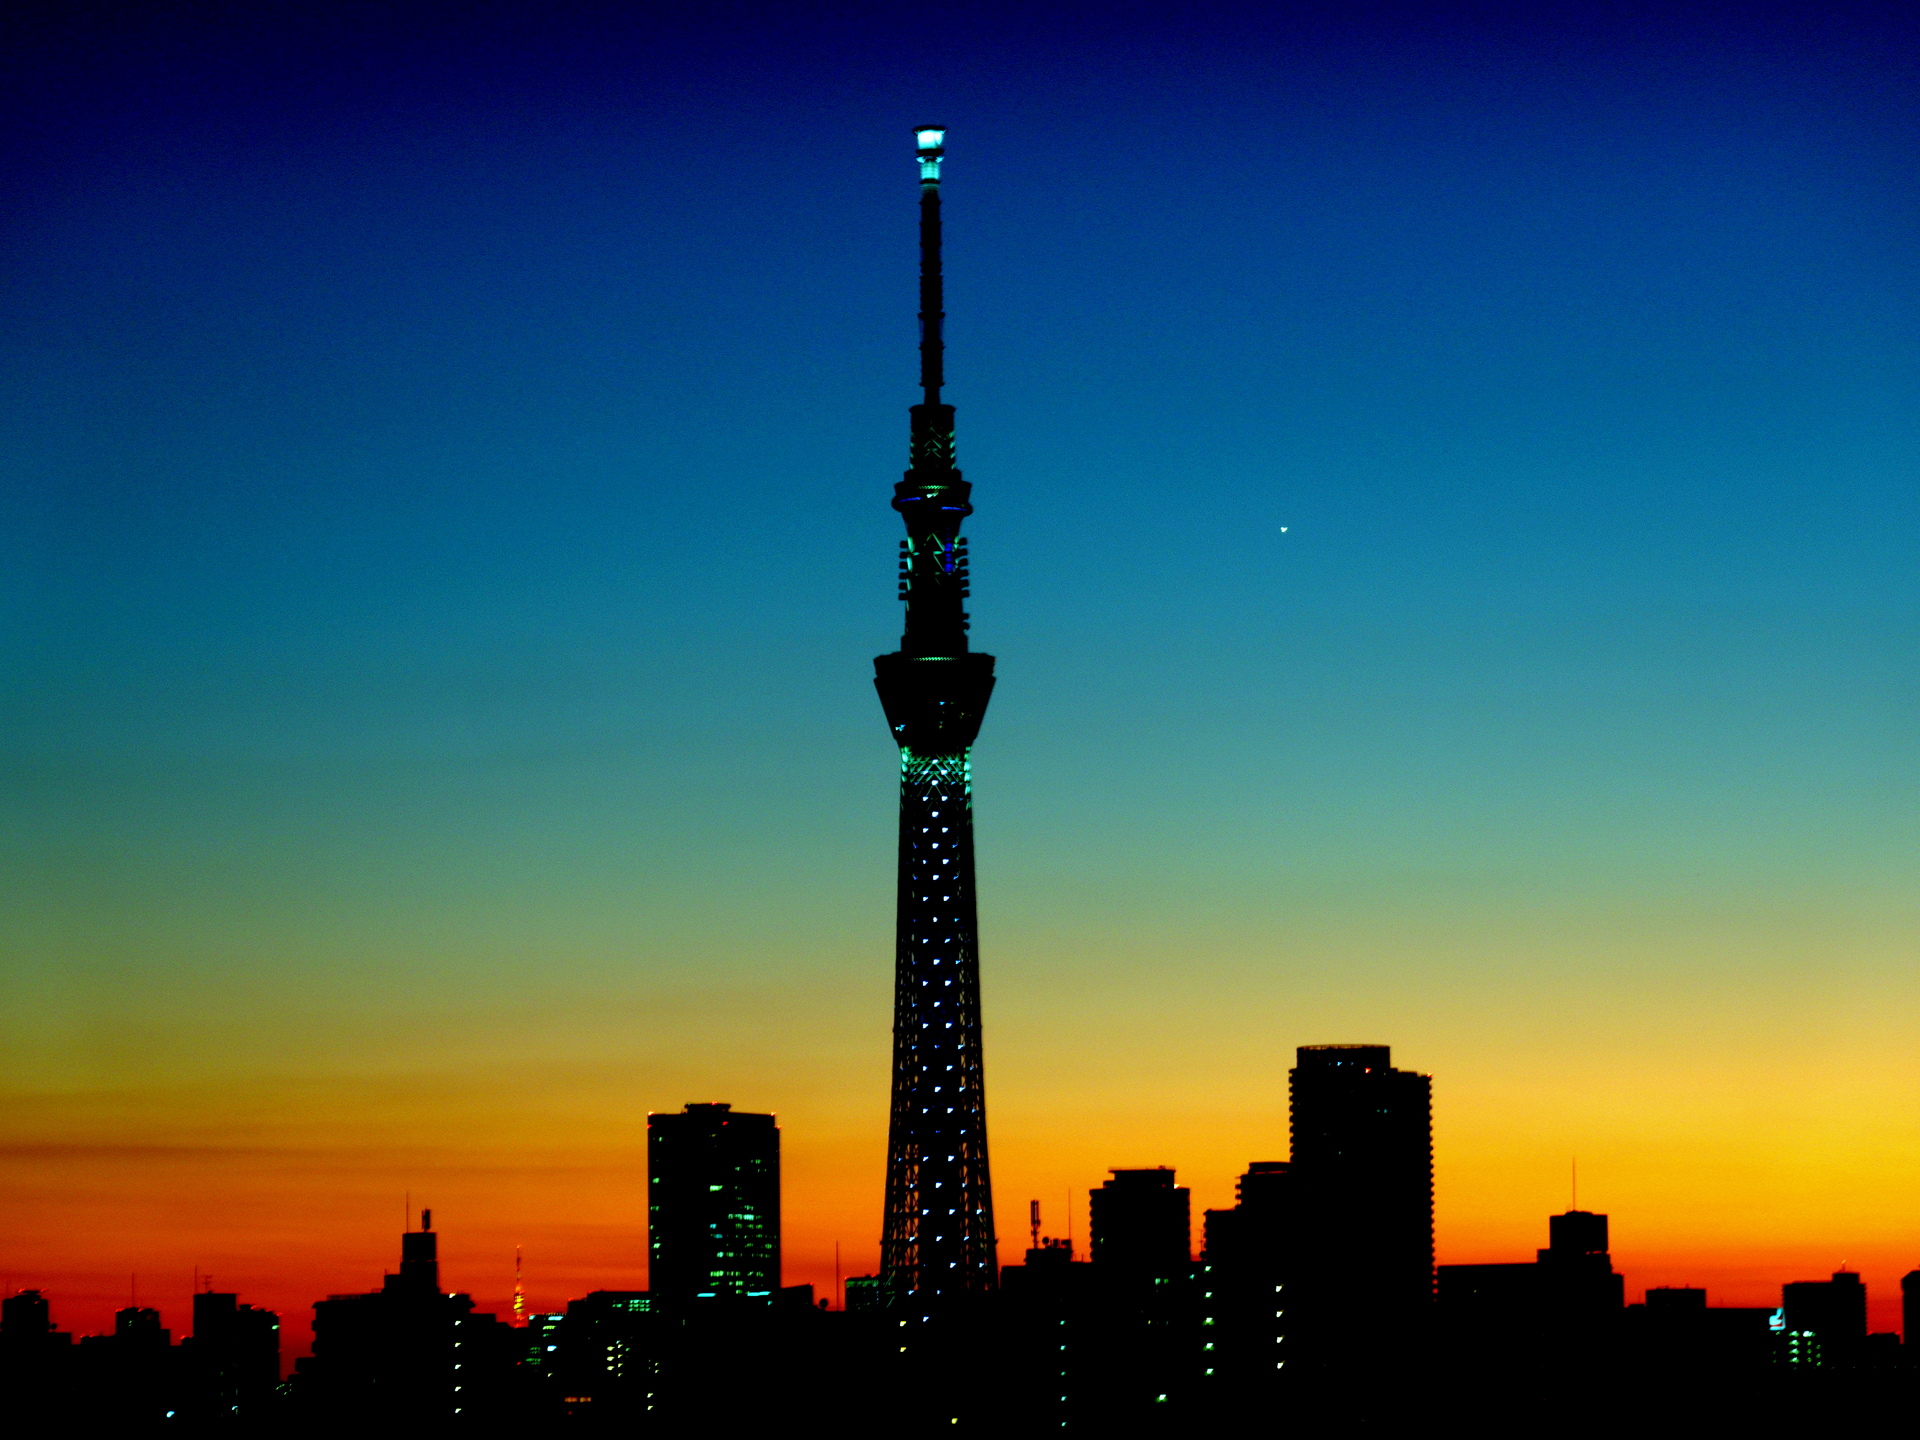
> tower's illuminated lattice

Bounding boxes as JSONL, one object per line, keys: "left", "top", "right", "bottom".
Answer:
{"left": 872, "top": 125, "right": 998, "bottom": 1302}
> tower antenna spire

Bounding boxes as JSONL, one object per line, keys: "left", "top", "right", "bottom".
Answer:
{"left": 891, "top": 126, "right": 974, "bottom": 661}
{"left": 916, "top": 125, "right": 945, "bottom": 405}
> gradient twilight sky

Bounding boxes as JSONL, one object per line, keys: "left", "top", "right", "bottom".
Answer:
{"left": 3, "top": 0, "right": 1918, "bottom": 1347}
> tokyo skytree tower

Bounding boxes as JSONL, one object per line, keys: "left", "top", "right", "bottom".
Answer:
{"left": 872, "top": 126, "right": 998, "bottom": 1303}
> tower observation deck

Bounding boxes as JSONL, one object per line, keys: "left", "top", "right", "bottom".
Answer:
{"left": 873, "top": 125, "right": 998, "bottom": 1304}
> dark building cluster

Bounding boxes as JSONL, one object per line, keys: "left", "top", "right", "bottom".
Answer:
{"left": 12, "top": 1074, "right": 1920, "bottom": 1430}
{"left": 0, "top": 1285, "right": 278, "bottom": 1425}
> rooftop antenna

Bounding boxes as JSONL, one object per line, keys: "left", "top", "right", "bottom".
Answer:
{"left": 834, "top": 1242, "right": 841, "bottom": 1312}
{"left": 405, "top": 1191, "right": 411, "bottom": 1231}
{"left": 1029, "top": 1200, "right": 1041, "bottom": 1252}
{"left": 512, "top": 1247, "right": 525, "bottom": 1327}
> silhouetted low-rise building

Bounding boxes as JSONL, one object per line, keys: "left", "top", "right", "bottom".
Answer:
{"left": 1090, "top": 1168, "right": 1191, "bottom": 1287}
{"left": 1436, "top": 1210, "right": 1622, "bottom": 1332}
{"left": 525, "top": 1290, "right": 658, "bottom": 1422}
{"left": 1437, "top": 1208, "right": 1625, "bottom": 1398}
{"left": 1437, "top": 1261, "right": 1539, "bottom": 1322}
{"left": 76, "top": 1306, "right": 173, "bottom": 1423}
{"left": 532, "top": 1284, "right": 834, "bottom": 1426}
{"left": 1623, "top": 1286, "right": 1774, "bottom": 1381}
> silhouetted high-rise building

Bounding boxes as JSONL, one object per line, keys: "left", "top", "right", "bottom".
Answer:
{"left": 874, "top": 125, "right": 999, "bottom": 1308}
{"left": 1289, "top": 1044, "right": 1433, "bottom": 1367}
{"left": 1904, "top": 1271, "right": 1920, "bottom": 1349}
{"left": 1781, "top": 1271, "right": 1867, "bottom": 1367}
{"left": 182, "top": 1291, "right": 280, "bottom": 1419}
{"left": 1200, "top": 1161, "right": 1297, "bottom": 1408}
{"left": 297, "top": 1213, "right": 518, "bottom": 1422}
{"left": 0, "top": 1289, "right": 69, "bottom": 1350}
{"left": 648, "top": 1103, "right": 780, "bottom": 1300}
{"left": 1078, "top": 1168, "right": 1200, "bottom": 1419}
{"left": 0, "top": 1286, "right": 74, "bottom": 1421}
{"left": 998, "top": 1234, "right": 1096, "bottom": 1430}
{"left": 398, "top": 1219, "right": 440, "bottom": 1292}
{"left": 1090, "top": 1169, "right": 1192, "bottom": 1285}
{"left": 1203, "top": 1161, "right": 1293, "bottom": 1289}
{"left": 1544, "top": 1209, "right": 1607, "bottom": 1254}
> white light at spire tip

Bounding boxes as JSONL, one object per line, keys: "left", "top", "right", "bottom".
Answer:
{"left": 915, "top": 126, "right": 946, "bottom": 181}
{"left": 913, "top": 126, "right": 944, "bottom": 181}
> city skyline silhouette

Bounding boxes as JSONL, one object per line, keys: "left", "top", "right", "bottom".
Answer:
{"left": 3, "top": 0, "right": 1917, "bottom": 1376}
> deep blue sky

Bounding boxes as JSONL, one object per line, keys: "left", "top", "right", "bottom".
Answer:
{"left": 4, "top": 0, "right": 1919, "bottom": 1323}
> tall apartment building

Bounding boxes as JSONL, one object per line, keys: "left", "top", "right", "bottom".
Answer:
{"left": 647, "top": 1103, "right": 781, "bottom": 1300}
{"left": 1288, "top": 1044, "right": 1433, "bottom": 1370}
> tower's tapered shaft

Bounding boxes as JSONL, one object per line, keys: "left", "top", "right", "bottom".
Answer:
{"left": 873, "top": 126, "right": 998, "bottom": 1302}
